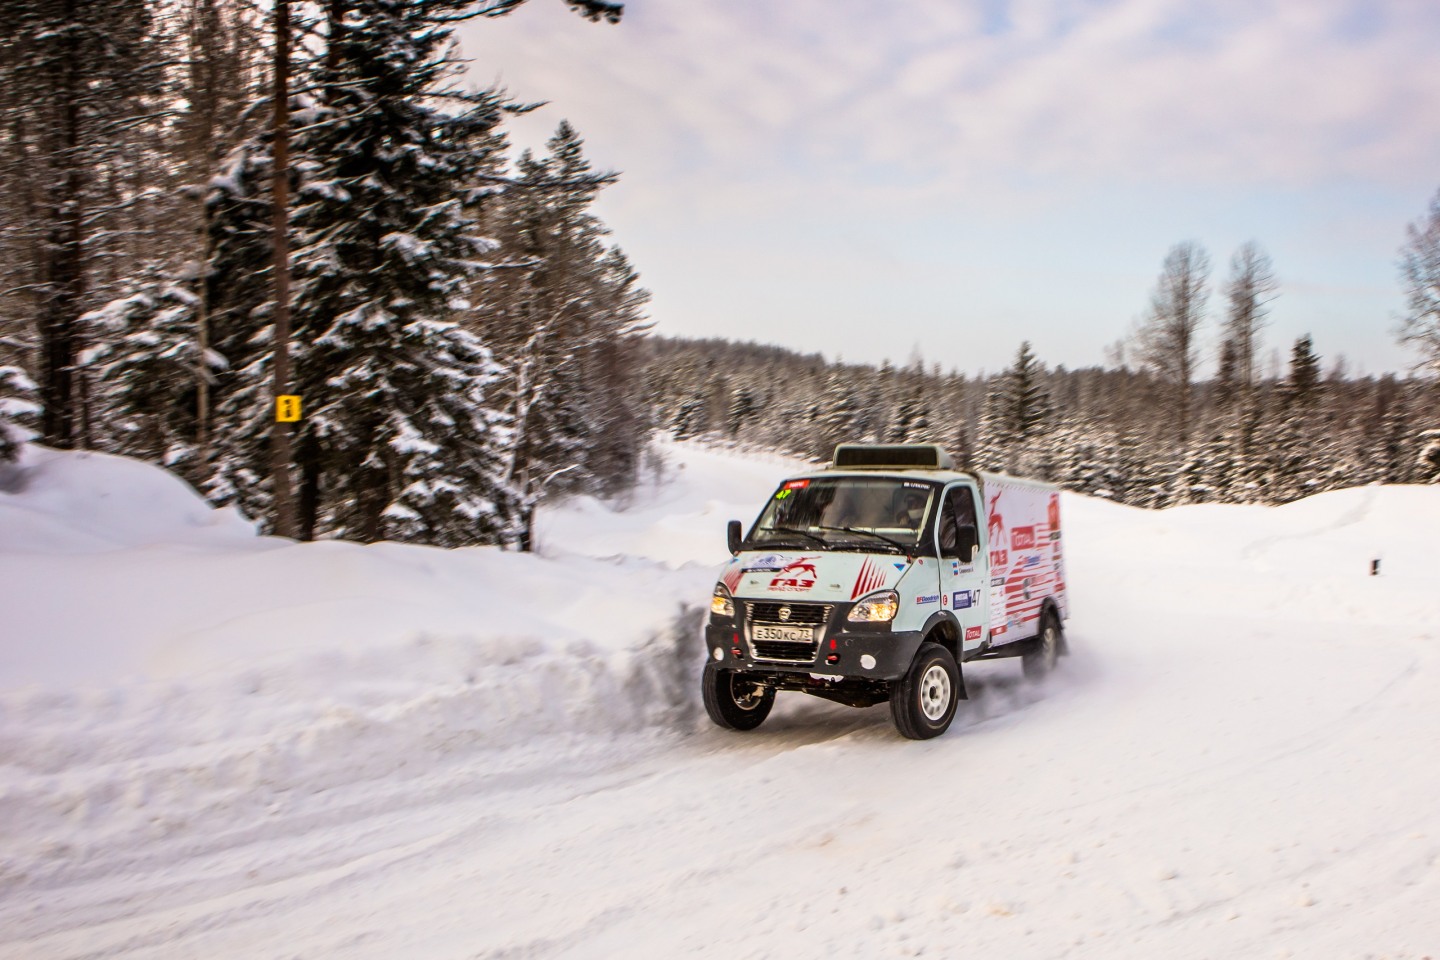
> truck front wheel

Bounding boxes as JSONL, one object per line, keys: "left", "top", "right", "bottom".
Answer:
{"left": 702, "top": 667, "right": 775, "bottom": 731}
{"left": 890, "top": 642, "right": 960, "bottom": 740}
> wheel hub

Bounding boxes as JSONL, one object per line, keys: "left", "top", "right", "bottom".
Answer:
{"left": 732, "top": 677, "right": 765, "bottom": 710}
{"left": 919, "top": 664, "right": 951, "bottom": 720}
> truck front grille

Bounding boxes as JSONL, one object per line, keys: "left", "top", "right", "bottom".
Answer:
{"left": 745, "top": 602, "right": 832, "bottom": 663}
{"left": 747, "top": 602, "right": 830, "bottom": 627}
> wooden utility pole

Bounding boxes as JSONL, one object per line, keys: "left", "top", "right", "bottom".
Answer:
{"left": 268, "top": 0, "right": 297, "bottom": 537}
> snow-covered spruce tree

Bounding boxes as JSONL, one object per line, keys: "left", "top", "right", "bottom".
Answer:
{"left": 817, "top": 369, "right": 859, "bottom": 458}
{"left": 671, "top": 394, "right": 705, "bottom": 440}
{"left": 87, "top": 137, "right": 280, "bottom": 496}
{"left": 218, "top": 1, "right": 517, "bottom": 545}
{"left": 973, "top": 381, "right": 1005, "bottom": 473}
{"left": 472, "top": 121, "right": 651, "bottom": 526}
{"left": 1283, "top": 334, "right": 1322, "bottom": 409}
{"left": 1031, "top": 417, "right": 1086, "bottom": 490}
{"left": 1172, "top": 431, "right": 1235, "bottom": 505}
{"left": 980, "top": 341, "right": 1052, "bottom": 473}
{"left": 727, "top": 383, "right": 760, "bottom": 438}
{"left": 1376, "top": 396, "right": 1415, "bottom": 484}
{"left": 891, "top": 387, "right": 931, "bottom": 443}
{"left": 0, "top": 364, "right": 40, "bottom": 462}
{"left": 1247, "top": 339, "right": 1330, "bottom": 503}
{"left": 82, "top": 283, "right": 225, "bottom": 476}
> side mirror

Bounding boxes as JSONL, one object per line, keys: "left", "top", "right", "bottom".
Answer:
{"left": 727, "top": 519, "right": 743, "bottom": 556}
{"left": 957, "top": 523, "right": 979, "bottom": 562}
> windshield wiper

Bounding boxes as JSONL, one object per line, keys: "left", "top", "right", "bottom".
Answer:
{"left": 758, "top": 526, "right": 830, "bottom": 548}
{"left": 813, "top": 525, "right": 911, "bottom": 553}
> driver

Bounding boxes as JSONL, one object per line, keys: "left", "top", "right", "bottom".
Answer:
{"left": 895, "top": 490, "right": 927, "bottom": 527}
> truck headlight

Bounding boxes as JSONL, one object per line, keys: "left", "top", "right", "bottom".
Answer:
{"left": 848, "top": 589, "right": 899, "bottom": 622}
{"left": 710, "top": 582, "right": 735, "bottom": 619}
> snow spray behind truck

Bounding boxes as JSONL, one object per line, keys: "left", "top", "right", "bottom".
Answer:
{"left": 703, "top": 444, "right": 1069, "bottom": 739}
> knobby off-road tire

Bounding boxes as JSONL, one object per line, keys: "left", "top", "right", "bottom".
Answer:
{"left": 1022, "top": 609, "right": 1062, "bottom": 680}
{"left": 890, "top": 642, "right": 960, "bottom": 740}
{"left": 702, "top": 666, "right": 775, "bottom": 731}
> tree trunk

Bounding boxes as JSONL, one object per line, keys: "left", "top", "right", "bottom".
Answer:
{"left": 38, "top": 2, "right": 86, "bottom": 448}
{"left": 297, "top": 430, "right": 321, "bottom": 541}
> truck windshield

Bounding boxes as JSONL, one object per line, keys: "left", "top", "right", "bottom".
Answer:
{"left": 748, "top": 477, "right": 937, "bottom": 552}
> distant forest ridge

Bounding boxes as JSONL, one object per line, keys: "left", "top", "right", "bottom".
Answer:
{"left": 638, "top": 335, "right": 1440, "bottom": 508}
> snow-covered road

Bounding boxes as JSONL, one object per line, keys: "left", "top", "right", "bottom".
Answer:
{"left": 2, "top": 442, "right": 1438, "bottom": 958}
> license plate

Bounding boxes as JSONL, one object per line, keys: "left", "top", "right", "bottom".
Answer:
{"left": 752, "top": 624, "right": 815, "bottom": 642}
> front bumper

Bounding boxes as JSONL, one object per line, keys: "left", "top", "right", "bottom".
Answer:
{"left": 704, "top": 619, "right": 924, "bottom": 681}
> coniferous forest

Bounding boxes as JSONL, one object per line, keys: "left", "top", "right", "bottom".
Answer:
{"left": 0, "top": 0, "right": 639, "bottom": 548}
{"left": 2, "top": 0, "right": 1439, "bottom": 543}
{"left": 640, "top": 331, "right": 1440, "bottom": 508}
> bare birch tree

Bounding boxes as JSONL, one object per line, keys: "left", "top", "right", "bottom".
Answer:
{"left": 1133, "top": 241, "right": 1210, "bottom": 445}
{"left": 1221, "top": 241, "right": 1277, "bottom": 394}
{"left": 1399, "top": 188, "right": 1440, "bottom": 374}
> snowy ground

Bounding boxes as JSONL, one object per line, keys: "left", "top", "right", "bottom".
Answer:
{"left": 2, "top": 440, "right": 1438, "bottom": 959}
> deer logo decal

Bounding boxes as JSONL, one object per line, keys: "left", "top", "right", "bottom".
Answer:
{"left": 771, "top": 556, "right": 820, "bottom": 591}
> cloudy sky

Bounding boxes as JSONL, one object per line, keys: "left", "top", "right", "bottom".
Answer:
{"left": 456, "top": 0, "right": 1440, "bottom": 377}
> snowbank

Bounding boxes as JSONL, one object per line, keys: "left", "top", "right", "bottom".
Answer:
{"left": 0, "top": 440, "right": 799, "bottom": 892}
{"left": 0, "top": 444, "right": 255, "bottom": 553}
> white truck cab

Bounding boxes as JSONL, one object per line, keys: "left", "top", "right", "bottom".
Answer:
{"left": 703, "top": 443, "right": 1069, "bottom": 739}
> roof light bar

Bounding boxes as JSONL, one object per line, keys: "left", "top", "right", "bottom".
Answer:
{"left": 830, "top": 444, "right": 955, "bottom": 470}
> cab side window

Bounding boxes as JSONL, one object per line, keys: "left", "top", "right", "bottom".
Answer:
{"left": 951, "top": 487, "right": 977, "bottom": 529}
{"left": 938, "top": 496, "right": 961, "bottom": 557}
{"left": 948, "top": 487, "right": 978, "bottom": 560}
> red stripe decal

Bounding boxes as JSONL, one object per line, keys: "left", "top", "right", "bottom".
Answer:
{"left": 852, "top": 558, "right": 885, "bottom": 600}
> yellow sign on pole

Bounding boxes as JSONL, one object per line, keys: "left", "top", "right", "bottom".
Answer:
{"left": 276, "top": 395, "right": 302, "bottom": 422}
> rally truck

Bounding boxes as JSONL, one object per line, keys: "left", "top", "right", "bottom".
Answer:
{"left": 702, "top": 443, "right": 1069, "bottom": 740}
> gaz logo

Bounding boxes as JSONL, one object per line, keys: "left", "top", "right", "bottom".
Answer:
{"left": 1011, "top": 526, "right": 1035, "bottom": 551}
{"left": 770, "top": 556, "right": 819, "bottom": 592}
{"left": 989, "top": 548, "right": 1008, "bottom": 568}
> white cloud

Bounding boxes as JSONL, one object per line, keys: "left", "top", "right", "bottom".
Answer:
{"left": 452, "top": 0, "right": 1435, "bottom": 373}
{"left": 464, "top": 0, "right": 1440, "bottom": 199}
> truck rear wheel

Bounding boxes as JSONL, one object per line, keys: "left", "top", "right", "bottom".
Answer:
{"left": 702, "top": 667, "right": 775, "bottom": 731}
{"left": 890, "top": 642, "right": 959, "bottom": 740}
{"left": 1022, "top": 610, "right": 1062, "bottom": 680}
